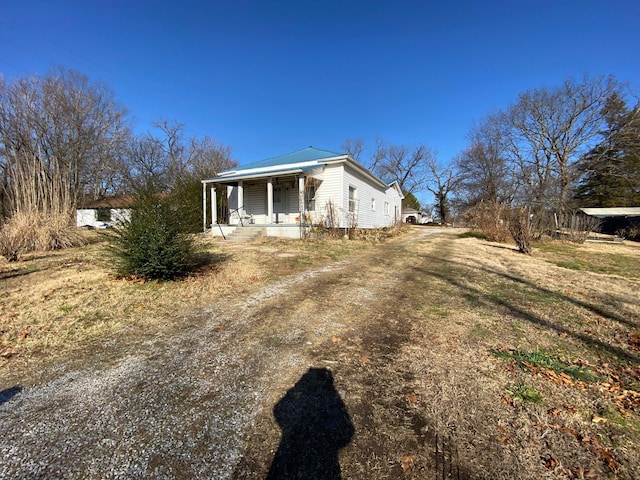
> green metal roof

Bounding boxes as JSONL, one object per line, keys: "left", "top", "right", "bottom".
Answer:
{"left": 231, "top": 146, "right": 343, "bottom": 172}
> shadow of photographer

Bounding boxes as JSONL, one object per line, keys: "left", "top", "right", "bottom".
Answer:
{"left": 267, "top": 367, "right": 354, "bottom": 480}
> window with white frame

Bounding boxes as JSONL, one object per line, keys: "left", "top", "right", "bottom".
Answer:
{"left": 371, "top": 198, "right": 376, "bottom": 211}
{"left": 348, "top": 186, "right": 356, "bottom": 213}
{"left": 384, "top": 201, "right": 389, "bottom": 215}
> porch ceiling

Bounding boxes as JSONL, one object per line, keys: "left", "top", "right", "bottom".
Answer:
{"left": 204, "top": 165, "right": 325, "bottom": 184}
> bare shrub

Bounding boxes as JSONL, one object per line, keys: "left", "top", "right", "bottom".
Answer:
{"left": 347, "top": 211, "right": 359, "bottom": 239}
{"left": 617, "top": 219, "right": 640, "bottom": 241}
{"left": 554, "top": 212, "right": 601, "bottom": 243}
{"left": 0, "top": 211, "right": 85, "bottom": 261}
{"left": 323, "top": 199, "right": 339, "bottom": 230}
{"left": 509, "top": 207, "right": 538, "bottom": 254}
{"left": 461, "top": 201, "right": 511, "bottom": 243}
{"left": 314, "top": 200, "right": 342, "bottom": 238}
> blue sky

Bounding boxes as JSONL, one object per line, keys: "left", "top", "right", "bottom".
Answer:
{"left": 1, "top": 0, "right": 639, "bottom": 203}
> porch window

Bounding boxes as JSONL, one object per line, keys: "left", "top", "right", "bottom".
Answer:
{"left": 348, "top": 186, "right": 357, "bottom": 213}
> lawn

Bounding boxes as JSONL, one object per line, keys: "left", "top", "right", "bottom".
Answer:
{"left": 1, "top": 228, "right": 639, "bottom": 479}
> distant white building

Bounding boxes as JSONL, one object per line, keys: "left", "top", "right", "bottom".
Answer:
{"left": 76, "top": 195, "right": 133, "bottom": 228}
{"left": 402, "top": 208, "right": 433, "bottom": 224}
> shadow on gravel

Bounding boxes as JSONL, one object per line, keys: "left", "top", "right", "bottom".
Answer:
{"left": 267, "top": 368, "right": 354, "bottom": 480}
{"left": 0, "top": 386, "right": 22, "bottom": 405}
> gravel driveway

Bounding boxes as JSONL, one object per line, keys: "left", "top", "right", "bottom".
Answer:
{"left": 1, "top": 229, "right": 444, "bottom": 479}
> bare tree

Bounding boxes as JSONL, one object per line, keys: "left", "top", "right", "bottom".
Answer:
{"left": 186, "top": 135, "right": 235, "bottom": 178}
{"left": 455, "top": 116, "right": 519, "bottom": 208}
{"left": 503, "top": 75, "right": 622, "bottom": 212}
{"left": 425, "top": 157, "right": 459, "bottom": 224}
{"left": 340, "top": 136, "right": 437, "bottom": 203}
{"left": 341, "top": 137, "right": 366, "bottom": 163}
{"left": 0, "top": 68, "right": 129, "bottom": 218}
{"left": 123, "top": 120, "right": 235, "bottom": 193}
{"left": 374, "top": 142, "right": 436, "bottom": 194}
{"left": 123, "top": 134, "right": 169, "bottom": 191}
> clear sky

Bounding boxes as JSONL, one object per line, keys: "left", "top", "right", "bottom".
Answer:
{"left": 1, "top": 1, "right": 639, "bottom": 182}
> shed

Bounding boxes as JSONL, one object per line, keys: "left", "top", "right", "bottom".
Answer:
{"left": 76, "top": 195, "right": 133, "bottom": 228}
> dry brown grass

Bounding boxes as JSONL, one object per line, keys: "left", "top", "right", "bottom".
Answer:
{"left": 0, "top": 231, "right": 374, "bottom": 379}
{"left": 1, "top": 227, "right": 638, "bottom": 479}
{"left": 394, "top": 234, "right": 640, "bottom": 479}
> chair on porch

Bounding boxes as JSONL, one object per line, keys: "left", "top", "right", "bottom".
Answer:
{"left": 230, "top": 208, "right": 254, "bottom": 226}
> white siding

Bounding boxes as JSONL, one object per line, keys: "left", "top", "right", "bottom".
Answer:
{"left": 76, "top": 208, "right": 131, "bottom": 228}
{"left": 342, "top": 166, "right": 398, "bottom": 228}
{"left": 76, "top": 209, "right": 97, "bottom": 227}
{"left": 312, "top": 164, "right": 344, "bottom": 226}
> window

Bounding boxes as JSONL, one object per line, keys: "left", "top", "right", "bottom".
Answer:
{"left": 371, "top": 198, "right": 376, "bottom": 211}
{"left": 384, "top": 202, "right": 389, "bottom": 215}
{"left": 348, "top": 186, "right": 356, "bottom": 213}
{"left": 305, "top": 184, "right": 316, "bottom": 211}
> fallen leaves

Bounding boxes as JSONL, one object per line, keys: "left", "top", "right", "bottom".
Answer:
{"left": 543, "top": 423, "right": 620, "bottom": 474}
{"left": 595, "top": 381, "right": 640, "bottom": 412}
{"left": 399, "top": 454, "right": 417, "bottom": 474}
{"left": 541, "top": 454, "right": 558, "bottom": 469}
{"left": 405, "top": 392, "right": 419, "bottom": 404}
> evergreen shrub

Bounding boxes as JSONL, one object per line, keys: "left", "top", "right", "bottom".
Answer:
{"left": 107, "top": 186, "right": 199, "bottom": 280}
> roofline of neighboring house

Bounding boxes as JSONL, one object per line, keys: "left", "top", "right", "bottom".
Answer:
{"left": 580, "top": 207, "right": 640, "bottom": 217}
{"left": 77, "top": 195, "right": 135, "bottom": 209}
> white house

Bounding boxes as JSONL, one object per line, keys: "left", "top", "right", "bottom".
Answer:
{"left": 202, "top": 147, "right": 404, "bottom": 239}
{"left": 76, "top": 195, "right": 133, "bottom": 228}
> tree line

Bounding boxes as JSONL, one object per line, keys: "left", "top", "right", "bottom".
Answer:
{"left": 1, "top": 67, "right": 638, "bottom": 255}
{"left": 0, "top": 67, "right": 235, "bottom": 222}
{"left": 343, "top": 75, "right": 639, "bottom": 243}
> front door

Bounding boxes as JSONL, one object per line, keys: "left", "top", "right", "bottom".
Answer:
{"left": 273, "top": 186, "right": 289, "bottom": 223}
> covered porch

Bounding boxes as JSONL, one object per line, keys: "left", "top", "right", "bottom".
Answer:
{"left": 202, "top": 168, "right": 322, "bottom": 237}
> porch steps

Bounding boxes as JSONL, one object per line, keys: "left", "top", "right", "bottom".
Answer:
{"left": 225, "top": 226, "right": 266, "bottom": 243}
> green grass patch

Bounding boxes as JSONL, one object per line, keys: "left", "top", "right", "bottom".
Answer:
{"left": 469, "top": 324, "right": 495, "bottom": 341}
{"left": 506, "top": 382, "right": 544, "bottom": 404}
{"left": 535, "top": 241, "right": 640, "bottom": 279}
{"left": 490, "top": 348, "right": 600, "bottom": 382}
{"left": 597, "top": 404, "right": 640, "bottom": 433}
{"left": 458, "top": 231, "right": 487, "bottom": 240}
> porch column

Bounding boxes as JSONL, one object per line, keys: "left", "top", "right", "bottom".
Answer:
{"left": 237, "top": 180, "right": 244, "bottom": 214}
{"left": 202, "top": 182, "right": 207, "bottom": 233}
{"left": 211, "top": 186, "right": 217, "bottom": 230}
{"left": 267, "top": 178, "right": 274, "bottom": 223}
{"left": 298, "top": 176, "right": 305, "bottom": 218}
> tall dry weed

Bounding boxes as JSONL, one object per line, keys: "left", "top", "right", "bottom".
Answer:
{"left": 0, "top": 211, "right": 85, "bottom": 261}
